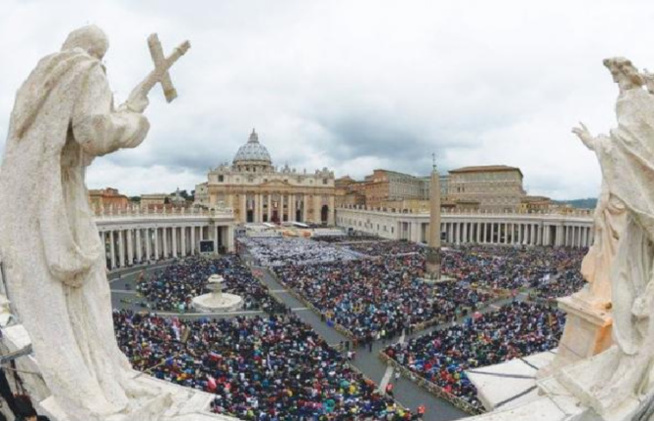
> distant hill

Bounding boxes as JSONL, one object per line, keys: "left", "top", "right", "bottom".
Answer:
{"left": 554, "top": 198, "right": 597, "bottom": 210}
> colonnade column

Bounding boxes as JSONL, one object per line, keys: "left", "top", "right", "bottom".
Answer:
{"left": 153, "top": 228, "right": 159, "bottom": 259}
{"left": 135, "top": 229, "right": 142, "bottom": 262}
{"left": 162, "top": 228, "right": 169, "bottom": 258}
{"left": 118, "top": 230, "right": 125, "bottom": 268}
{"left": 129, "top": 229, "right": 136, "bottom": 265}
{"left": 109, "top": 231, "right": 116, "bottom": 269}
{"left": 144, "top": 228, "right": 151, "bottom": 261}
{"left": 181, "top": 227, "right": 187, "bottom": 256}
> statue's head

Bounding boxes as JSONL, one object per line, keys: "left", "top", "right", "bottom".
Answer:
{"left": 61, "top": 25, "right": 109, "bottom": 60}
{"left": 603, "top": 57, "right": 644, "bottom": 90}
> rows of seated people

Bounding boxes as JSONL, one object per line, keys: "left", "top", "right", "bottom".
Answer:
{"left": 113, "top": 311, "right": 414, "bottom": 420}
{"left": 273, "top": 255, "right": 495, "bottom": 341}
{"left": 441, "top": 246, "right": 586, "bottom": 298}
{"left": 382, "top": 301, "right": 565, "bottom": 409}
{"left": 135, "top": 255, "right": 284, "bottom": 313}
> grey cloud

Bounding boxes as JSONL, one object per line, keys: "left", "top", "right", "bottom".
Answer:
{"left": 3, "top": 0, "right": 654, "bottom": 198}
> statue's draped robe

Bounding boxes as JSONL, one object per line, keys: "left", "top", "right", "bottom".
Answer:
{"left": 594, "top": 88, "right": 654, "bottom": 360}
{"left": 0, "top": 49, "right": 159, "bottom": 420}
{"left": 580, "top": 180, "right": 625, "bottom": 306}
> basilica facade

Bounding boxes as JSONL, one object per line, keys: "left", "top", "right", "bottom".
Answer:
{"left": 195, "top": 130, "right": 336, "bottom": 225}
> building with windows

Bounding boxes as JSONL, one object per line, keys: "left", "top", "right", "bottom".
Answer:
{"left": 194, "top": 129, "right": 336, "bottom": 225}
{"left": 447, "top": 165, "right": 525, "bottom": 211}
{"left": 88, "top": 187, "right": 129, "bottom": 210}
{"left": 362, "top": 169, "right": 427, "bottom": 208}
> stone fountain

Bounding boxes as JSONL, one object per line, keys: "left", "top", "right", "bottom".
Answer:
{"left": 191, "top": 274, "right": 243, "bottom": 313}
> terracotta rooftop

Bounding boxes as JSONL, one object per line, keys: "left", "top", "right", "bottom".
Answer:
{"left": 449, "top": 165, "right": 523, "bottom": 177}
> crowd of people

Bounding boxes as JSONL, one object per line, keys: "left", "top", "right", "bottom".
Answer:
{"left": 441, "top": 246, "right": 586, "bottom": 298}
{"left": 240, "top": 237, "right": 357, "bottom": 267}
{"left": 274, "top": 255, "right": 494, "bottom": 341}
{"left": 113, "top": 310, "right": 413, "bottom": 420}
{"left": 383, "top": 301, "right": 565, "bottom": 409}
{"left": 135, "top": 255, "right": 284, "bottom": 313}
{"left": 313, "top": 235, "right": 381, "bottom": 243}
{"left": 117, "top": 236, "right": 588, "bottom": 418}
{"left": 344, "top": 241, "right": 426, "bottom": 257}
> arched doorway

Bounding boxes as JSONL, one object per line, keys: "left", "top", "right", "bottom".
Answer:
{"left": 321, "top": 205, "right": 329, "bottom": 225}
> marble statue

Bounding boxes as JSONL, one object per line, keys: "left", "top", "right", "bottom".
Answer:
{"left": 570, "top": 57, "right": 654, "bottom": 415}
{"left": 0, "top": 26, "right": 189, "bottom": 421}
{"left": 577, "top": 170, "right": 626, "bottom": 309}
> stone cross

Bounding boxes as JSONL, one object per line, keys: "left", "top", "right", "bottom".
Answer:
{"left": 141, "top": 33, "right": 191, "bottom": 103}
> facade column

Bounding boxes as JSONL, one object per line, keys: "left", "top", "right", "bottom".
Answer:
{"left": 109, "top": 230, "right": 116, "bottom": 270}
{"left": 118, "top": 230, "right": 125, "bottom": 268}
{"left": 227, "top": 225, "right": 235, "bottom": 252}
{"left": 260, "top": 194, "right": 265, "bottom": 222}
{"left": 239, "top": 194, "right": 246, "bottom": 224}
{"left": 289, "top": 195, "right": 296, "bottom": 222}
{"left": 462, "top": 222, "right": 468, "bottom": 244}
{"left": 267, "top": 195, "right": 272, "bottom": 222}
{"left": 191, "top": 226, "right": 196, "bottom": 254}
{"left": 302, "top": 194, "right": 308, "bottom": 222}
{"left": 214, "top": 226, "right": 219, "bottom": 252}
{"left": 530, "top": 224, "right": 536, "bottom": 246}
{"left": 328, "top": 195, "right": 335, "bottom": 225}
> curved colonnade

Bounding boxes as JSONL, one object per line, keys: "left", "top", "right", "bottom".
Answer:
{"left": 95, "top": 207, "right": 235, "bottom": 270}
{"left": 336, "top": 206, "right": 594, "bottom": 248}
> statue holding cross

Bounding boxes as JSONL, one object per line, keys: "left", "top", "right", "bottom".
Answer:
{"left": 0, "top": 26, "right": 192, "bottom": 421}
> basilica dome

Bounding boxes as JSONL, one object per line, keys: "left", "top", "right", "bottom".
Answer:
{"left": 233, "top": 129, "right": 272, "bottom": 165}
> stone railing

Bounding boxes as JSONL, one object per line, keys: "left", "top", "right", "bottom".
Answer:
{"left": 337, "top": 204, "right": 593, "bottom": 218}
{"left": 93, "top": 205, "right": 233, "bottom": 219}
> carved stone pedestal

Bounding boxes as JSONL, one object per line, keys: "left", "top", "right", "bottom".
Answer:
{"left": 539, "top": 294, "right": 612, "bottom": 378}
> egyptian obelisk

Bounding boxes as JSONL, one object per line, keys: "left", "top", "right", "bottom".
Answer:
{"left": 426, "top": 157, "right": 441, "bottom": 278}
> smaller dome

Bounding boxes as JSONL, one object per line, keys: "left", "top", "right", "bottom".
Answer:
{"left": 233, "top": 129, "right": 272, "bottom": 164}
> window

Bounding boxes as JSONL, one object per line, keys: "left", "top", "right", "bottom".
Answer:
{"left": 323, "top": 178, "right": 328, "bottom": 185}
{"left": 218, "top": 175, "right": 224, "bottom": 182}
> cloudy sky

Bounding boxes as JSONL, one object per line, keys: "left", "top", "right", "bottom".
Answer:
{"left": 1, "top": 0, "right": 653, "bottom": 199}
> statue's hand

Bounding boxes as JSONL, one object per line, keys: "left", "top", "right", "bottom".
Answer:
{"left": 572, "top": 122, "right": 596, "bottom": 150}
{"left": 121, "top": 82, "right": 150, "bottom": 114}
{"left": 632, "top": 296, "right": 651, "bottom": 319}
